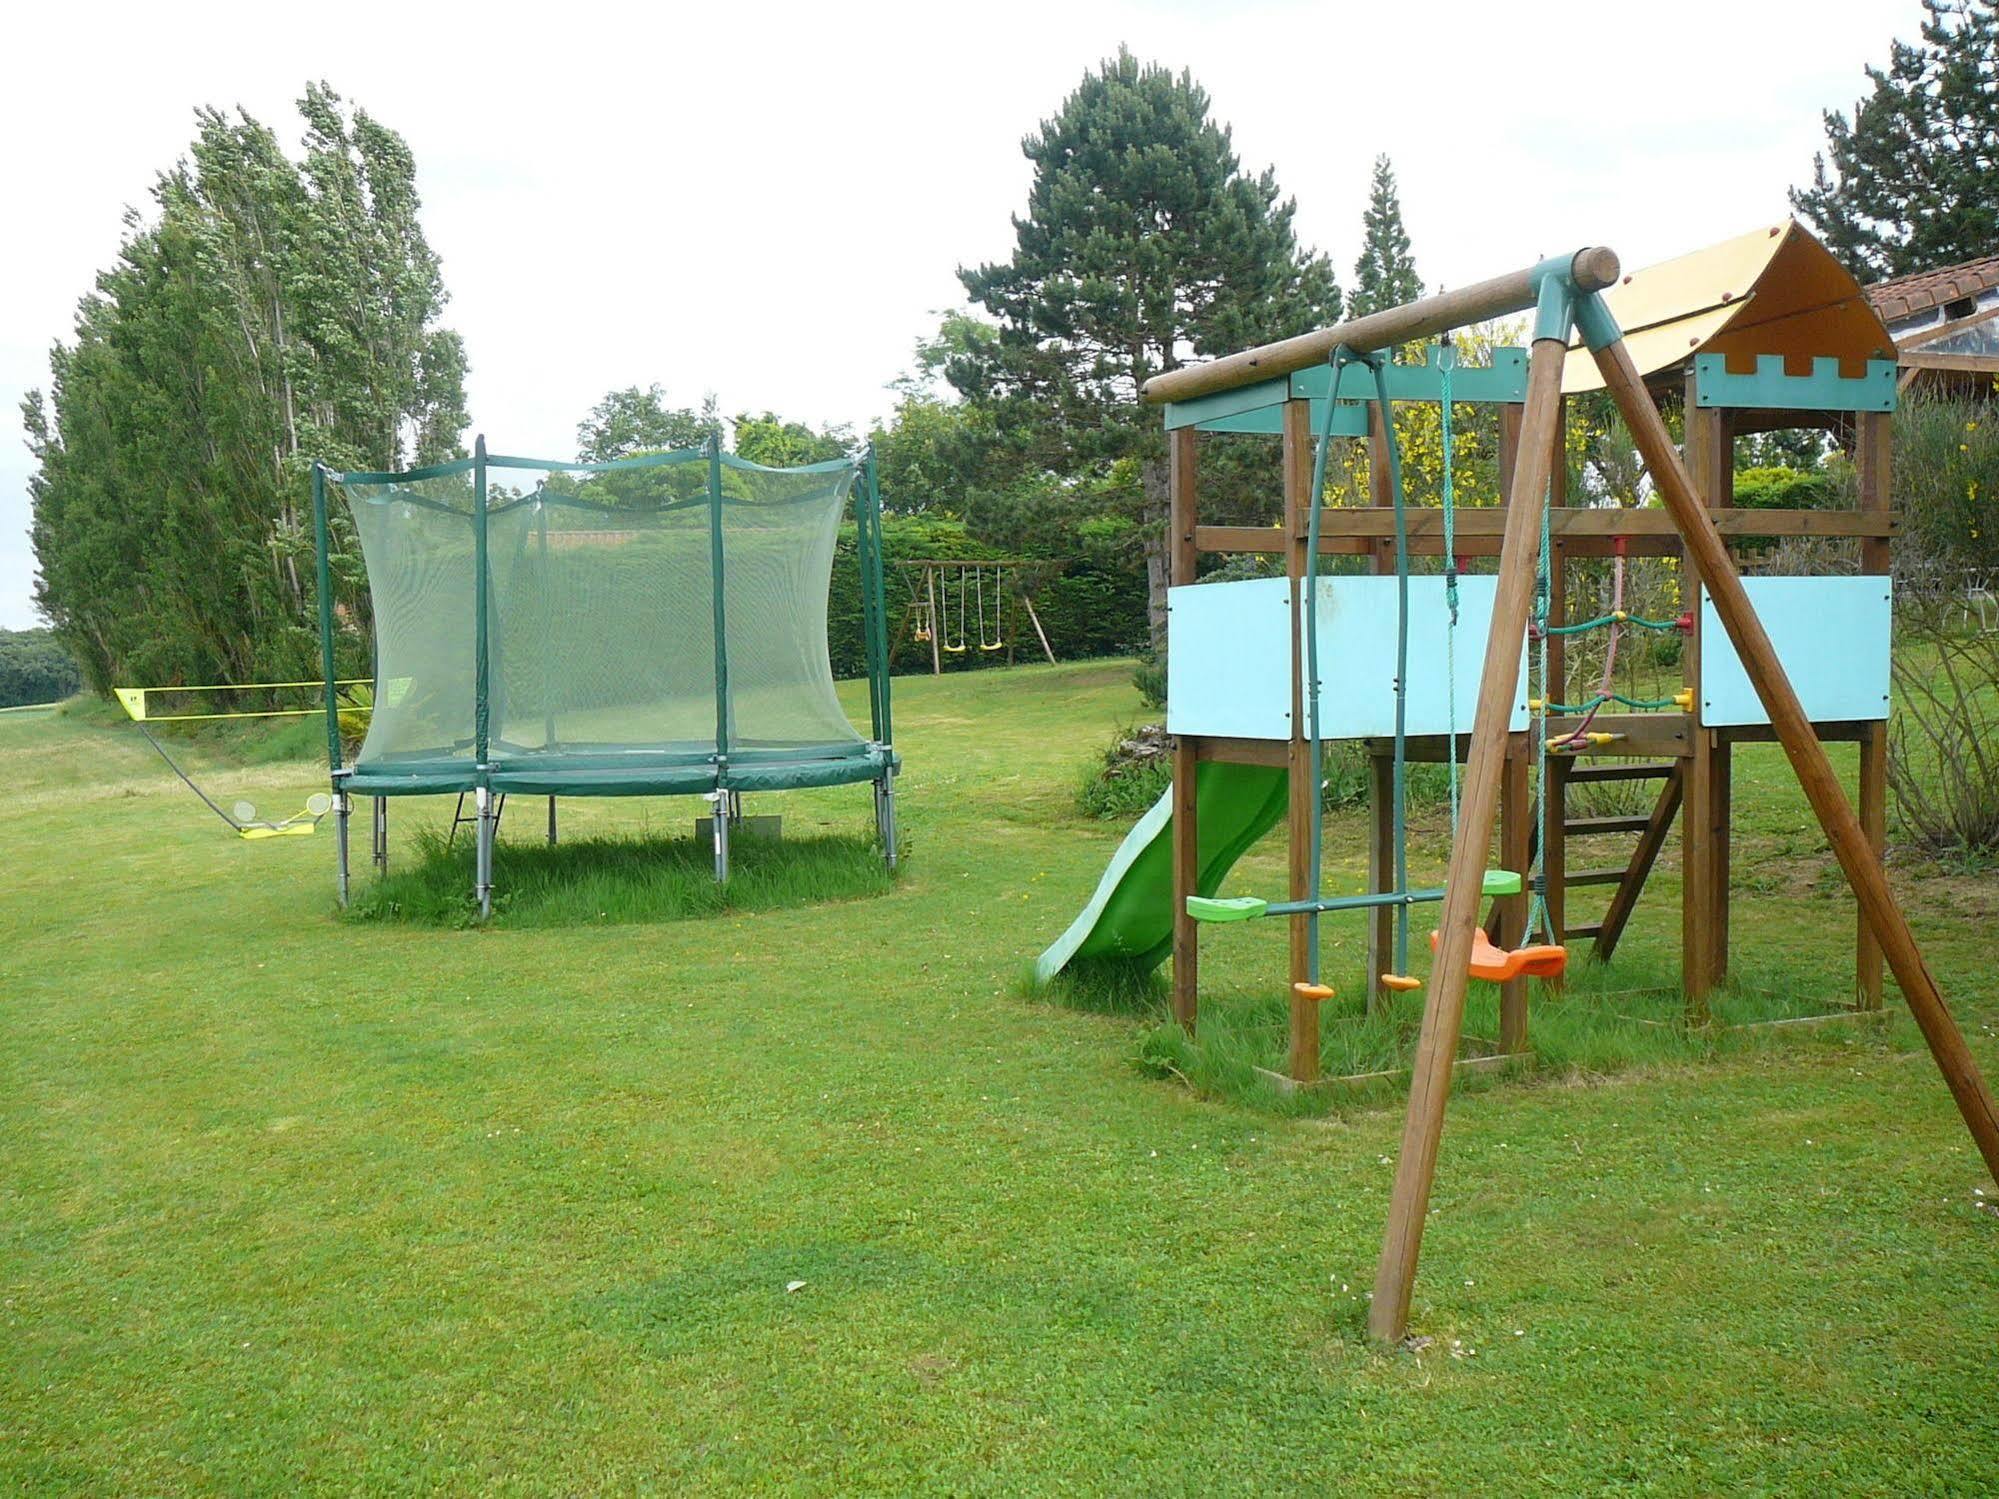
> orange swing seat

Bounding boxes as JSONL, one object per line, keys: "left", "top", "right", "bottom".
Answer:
{"left": 1429, "top": 927, "right": 1569, "bottom": 983}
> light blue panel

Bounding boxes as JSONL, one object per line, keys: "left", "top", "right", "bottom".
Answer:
{"left": 1699, "top": 577, "right": 1892, "bottom": 727}
{"left": 1165, "top": 576, "right": 1529, "bottom": 741}
{"left": 1314, "top": 576, "right": 1529, "bottom": 738}
{"left": 1167, "top": 579, "right": 1293, "bottom": 739}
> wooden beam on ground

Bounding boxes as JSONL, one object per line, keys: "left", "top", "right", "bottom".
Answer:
{"left": 1368, "top": 333, "right": 1570, "bottom": 1344}
{"left": 1593, "top": 331, "right": 1999, "bottom": 1187}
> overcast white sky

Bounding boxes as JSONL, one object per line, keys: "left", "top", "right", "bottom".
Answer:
{"left": 0, "top": 0, "right": 1920, "bottom": 630}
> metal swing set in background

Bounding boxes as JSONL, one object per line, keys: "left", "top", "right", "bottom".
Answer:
{"left": 895, "top": 558, "right": 1058, "bottom": 674}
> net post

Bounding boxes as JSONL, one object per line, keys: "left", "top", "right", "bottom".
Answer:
{"left": 314, "top": 463, "right": 351, "bottom": 905}
{"left": 474, "top": 435, "right": 491, "bottom": 769}
{"left": 706, "top": 435, "right": 732, "bottom": 881}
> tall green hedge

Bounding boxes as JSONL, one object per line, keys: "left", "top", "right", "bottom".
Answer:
{"left": 828, "top": 515, "right": 1146, "bottom": 679}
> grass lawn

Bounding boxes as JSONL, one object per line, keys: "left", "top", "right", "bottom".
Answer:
{"left": 3, "top": 660, "right": 1997, "bottom": 1493}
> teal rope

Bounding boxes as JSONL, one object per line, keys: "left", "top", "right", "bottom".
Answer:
{"left": 1548, "top": 610, "right": 1681, "bottom": 636}
{"left": 1302, "top": 351, "right": 1361, "bottom": 985}
{"left": 1370, "top": 355, "right": 1412, "bottom": 976}
{"left": 1527, "top": 489, "right": 1553, "bottom": 943}
{"left": 1542, "top": 690, "right": 1684, "bottom": 714}
{"left": 1439, "top": 344, "right": 1460, "bottom": 838}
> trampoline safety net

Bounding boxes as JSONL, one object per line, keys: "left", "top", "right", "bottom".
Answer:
{"left": 316, "top": 442, "right": 895, "bottom": 800}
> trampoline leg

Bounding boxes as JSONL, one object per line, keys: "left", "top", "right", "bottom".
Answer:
{"left": 335, "top": 790, "right": 351, "bottom": 907}
{"left": 475, "top": 786, "right": 495, "bottom": 918}
{"left": 877, "top": 773, "right": 898, "bottom": 871}
{"left": 547, "top": 795, "right": 558, "bottom": 846}
{"left": 372, "top": 796, "right": 388, "bottom": 872}
{"left": 713, "top": 792, "right": 731, "bottom": 884}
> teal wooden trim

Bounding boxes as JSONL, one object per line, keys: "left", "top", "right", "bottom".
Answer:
{"left": 473, "top": 437, "right": 490, "bottom": 765}
{"left": 706, "top": 436, "right": 731, "bottom": 769}
{"left": 311, "top": 464, "right": 343, "bottom": 774}
{"left": 1162, "top": 374, "right": 1296, "bottom": 430}
{"left": 1693, "top": 355, "right": 1898, "bottom": 413}
{"left": 1290, "top": 346, "right": 1528, "bottom": 404}
{"left": 1191, "top": 404, "right": 1371, "bottom": 437}
{"left": 1165, "top": 347, "right": 1529, "bottom": 432}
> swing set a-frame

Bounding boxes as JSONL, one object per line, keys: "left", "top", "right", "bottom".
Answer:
{"left": 1140, "top": 235, "right": 1999, "bottom": 1346}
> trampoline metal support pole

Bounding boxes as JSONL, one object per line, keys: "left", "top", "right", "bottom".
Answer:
{"left": 712, "top": 792, "right": 731, "bottom": 883}
{"left": 335, "top": 785, "right": 351, "bottom": 907}
{"left": 876, "top": 772, "right": 898, "bottom": 871}
{"left": 372, "top": 796, "right": 388, "bottom": 872}
{"left": 476, "top": 786, "right": 495, "bottom": 919}
{"left": 547, "top": 796, "right": 557, "bottom": 846}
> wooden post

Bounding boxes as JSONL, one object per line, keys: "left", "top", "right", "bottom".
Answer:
{"left": 1170, "top": 427, "right": 1201, "bottom": 1033}
{"left": 1369, "top": 333, "right": 1571, "bottom": 1343}
{"left": 1283, "top": 398, "right": 1320, "bottom": 1083}
{"left": 925, "top": 564, "right": 942, "bottom": 677}
{"left": 1680, "top": 380, "right": 1729, "bottom": 1018}
{"left": 1712, "top": 740, "right": 1733, "bottom": 985}
{"left": 1855, "top": 409, "right": 1893, "bottom": 1010}
{"left": 1499, "top": 740, "right": 1531, "bottom": 1052}
{"left": 1593, "top": 333, "right": 1999, "bottom": 1187}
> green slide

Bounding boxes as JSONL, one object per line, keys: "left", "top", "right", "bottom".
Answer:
{"left": 1034, "top": 761, "right": 1290, "bottom": 984}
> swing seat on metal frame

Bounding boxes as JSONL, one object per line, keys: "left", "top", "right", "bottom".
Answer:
{"left": 1429, "top": 926, "right": 1569, "bottom": 984}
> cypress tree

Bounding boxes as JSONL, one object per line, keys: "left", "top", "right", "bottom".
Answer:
{"left": 1347, "top": 155, "right": 1423, "bottom": 319}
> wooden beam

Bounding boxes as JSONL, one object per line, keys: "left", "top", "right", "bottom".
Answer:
{"left": 1170, "top": 427, "right": 1200, "bottom": 1034}
{"left": 1593, "top": 332, "right": 1999, "bottom": 1187}
{"left": 1193, "top": 735, "right": 1288, "bottom": 768}
{"left": 1143, "top": 248, "right": 1619, "bottom": 404}
{"left": 1193, "top": 508, "right": 1893, "bottom": 557}
{"left": 1369, "top": 333, "right": 1571, "bottom": 1344}
{"left": 1681, "top": 384, "right": 1726, "bottom": 1019}
{"left": 1283, "top": 399, "right": 1320, "bottom": 1084}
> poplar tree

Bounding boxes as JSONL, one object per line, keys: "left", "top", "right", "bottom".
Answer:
{"left": 24, "top": 83, "right": 466, "bottom": 692}
{"left": 1347, "top": 155, "right": 1423, "bottom": 319}
{"left": 1792, "top": 0, "right": 1999, "bottom": 280}
{"left": 956, "top": 49, "right": 1341, "bottom": 648}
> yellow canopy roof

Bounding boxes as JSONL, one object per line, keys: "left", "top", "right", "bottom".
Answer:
{"left": 1563, "top": 220, "right": 1895, "bottom": 392}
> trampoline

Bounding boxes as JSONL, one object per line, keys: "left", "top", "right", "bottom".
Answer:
{"left": 311, "top": 436, "right": 897, "bottom": 914}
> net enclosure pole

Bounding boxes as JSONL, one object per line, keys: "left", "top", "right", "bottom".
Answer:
{"left": 863, "top": 450, "right": 899, "bottom": 870}
{"left": 1141, "top": 248, "right": 1619, "bottom": 406}
{"left": 473, "top": 436, "right": 495, "bottom": 918}
{"left": 706, "top": 436, "right": 732, "bottom": 883}
{"left": 311, "top": 462, "right": 350, "bottom": 905}
{"left": 1369, "top": 277, "right": 1578, "bottom": 1345}
{"left": 1585, "top": 301, "right": 1999, "bottom": 1186}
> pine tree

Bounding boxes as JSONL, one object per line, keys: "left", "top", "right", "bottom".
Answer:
{"left": 1792, "top": 0, "right": 1999, "bottom": 280}
{"left": 1347, "top": 155, "right": 1423, "bottom": 319}
{"left": 956, "top": 49, "right": 1340, "bottom": 648}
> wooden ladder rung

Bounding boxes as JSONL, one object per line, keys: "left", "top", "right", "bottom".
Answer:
{"left": 1566, "top": 867, "right": 1627, "bottom": 887}
{"left": 1564, "top": 814, "right": 1654, "bottom": 836}
{"left": 1566, "top": 921, "right": 1605, "bottom": 940}
{"left": 1566, "top": 761, "right": 1675, "bottom": 783}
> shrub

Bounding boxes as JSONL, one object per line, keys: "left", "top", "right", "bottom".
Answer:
{"left": 1887, "top": 582, "right": 1999, "bottom": 859}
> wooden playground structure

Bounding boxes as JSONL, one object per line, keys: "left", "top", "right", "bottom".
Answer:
{"left": 1138, "top": 221, "right": 1999, "bottom": 1345}
{"left": 892, "top": 558, "right": 1057, "bottom": 673}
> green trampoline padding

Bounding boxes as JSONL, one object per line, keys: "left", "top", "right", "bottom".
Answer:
{"left": 343, "top": 744, "right": 894, "bottom": 798}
